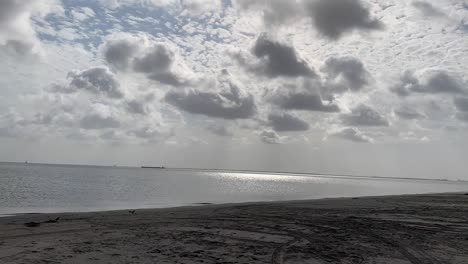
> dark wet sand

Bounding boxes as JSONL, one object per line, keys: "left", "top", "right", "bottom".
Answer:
{"left": 1, "top": 193, "right": 468, "bottom": 263}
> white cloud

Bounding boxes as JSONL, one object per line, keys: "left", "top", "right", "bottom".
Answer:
{"left": 71, "top": 7, "right": 96, "bottom": 21}
{"left": 98, "top": 0, "right": 222, "bottom": 15}
{"left": 0, "top": 0, "right": 62, "bottom": 55}
{"left": 259, "top": 130, "right": 285, "bottom": 144}
{"left": 327, "top": 127, "right": 374, "bottom": 143}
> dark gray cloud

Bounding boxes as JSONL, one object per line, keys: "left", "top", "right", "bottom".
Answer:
{"left": 80, "top": 114, "right": 120, "bottom": 130}
{"left": 342, "top": 105, "right": 389, "bottom": 127}
{"left": 329, "top": 127, "right": 374, "bottom": 143}
{"left": 259, "top": 130, "right": 283, "bottom": 144}
{"left": 273, "top": 92, "right": 340, "bottom": 112}
{"left": 391, "top": 70, "right": 420, "bottom": 97}
{"left": 68, "top": 67, "right": 123, "bottom": 98}
{"left": 268, "top": 113, "right": 310, "bottom": 132}
{"left": 454, "top": 97, "right": 468, "bottom": 112}
{"left": 306, "top": 0, "right": 384, "bottom": 39}
{"left": 394, "top": 106, "right": 426, "bottom": 120}
{"left": 133, "top": 44, "right": 174, "bottom": 74}
{"left": 422, "top": 72, "right": 466, "bottom": 94}
{"left": 392, "top": 71, "right": 467, "bottom": 96}
{"left": 235, "top": 0, "right": 383, "bottom": 40}
{"left": 412, "top": 1, "right": 445, "bottom": 17}
{"left": 165, "top": 84, "right": 256, "bottom": 120}
{"left": 322, "top": 56, "right": 370, "bottom": 93}
{"left": 102, "top": 37, "right": 191, "bottom": 87}
{"left": 103, "top": 39, "right": 139, "bottom": 70}
{"left": 237, "top": 33, "right": 315, "bottom": 78}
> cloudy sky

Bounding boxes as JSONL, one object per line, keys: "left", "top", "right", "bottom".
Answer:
{"left": 1, "top": 0, "right": 467, "bottom": 179}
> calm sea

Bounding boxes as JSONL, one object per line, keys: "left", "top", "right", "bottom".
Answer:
{"left": 1, "top": 162, "right": 467, "bottom": 215}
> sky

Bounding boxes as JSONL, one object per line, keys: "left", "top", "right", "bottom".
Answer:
{"left": 0, "top": 0, "right": 467, "bottom": 179}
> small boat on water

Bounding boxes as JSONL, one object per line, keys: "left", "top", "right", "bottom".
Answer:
{"left": 141, "top": 166, "right": 166, "bottom": 169}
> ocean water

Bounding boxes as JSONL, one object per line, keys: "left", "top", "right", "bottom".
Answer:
{"left": 1, "top": 162, "right": 467, "bottom": 215}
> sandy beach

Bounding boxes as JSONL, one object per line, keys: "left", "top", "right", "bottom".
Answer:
{"left": 1, "top": 193, "right": 468, "bottom": 263}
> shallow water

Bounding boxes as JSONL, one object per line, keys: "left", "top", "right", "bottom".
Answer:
{"left": 1, "top": 162, "right": 467, "bottom": 214}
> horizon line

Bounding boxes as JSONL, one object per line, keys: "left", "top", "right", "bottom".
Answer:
{"left": 0, "top": 160, "right": 465, "bottom": 183}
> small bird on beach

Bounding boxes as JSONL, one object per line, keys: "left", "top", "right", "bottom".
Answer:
{"left": 129, "top": 210, "right": 136, "bottom": 214}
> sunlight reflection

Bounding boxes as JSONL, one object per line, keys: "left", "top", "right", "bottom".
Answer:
{"left": 209, "top": 172, "right": 327, "bottom": 183}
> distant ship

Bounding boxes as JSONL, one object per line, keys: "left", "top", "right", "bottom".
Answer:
{"left": 141, "top": 166, "right": 166, "bottom": 169}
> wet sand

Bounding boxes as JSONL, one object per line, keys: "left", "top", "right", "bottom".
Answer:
{"left": 1, "top": 193, "right": 468, "bottom": 263}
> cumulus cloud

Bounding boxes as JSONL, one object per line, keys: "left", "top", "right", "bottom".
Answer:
{"left": 392, "top": 70, "right": 467, "bottom": 96}
{"left": 322, "top": 56, "right": 370, "bottom": 94}
{"left": 341, "top": 105, "right": 389, "bottom": 127}
{"left": 391, "top": 70, "right": 420, "bottom": 97}
{"left": 306, "top": 0, "right": 383, "bottom": 39}
{"left": 102, "top": 38, "right": 140, "bottom": 71}
{"left": 328, "top": 127, "right": 374, "bottom": 143}
{"left": 101, "top": 34, "right": 195, "bottom": 87}
{"left": 259, "top": 130, "right": 284, "bottom": 144}
{"left": 236, "top": 0, "right": 383, "bottom": 40}
{"left": 0, "top": 0, "right": 60, "bottom": 55}
{"left": 133, "top": 44, "right": 174, "bottom": 75}
{"left": 268, "top": 113, "right": 310, "bottom": 132}
{"left": 232, "top": 33, "right": 315, "bottom": 78}
{"left": 165, "top": 89, "right": 255, "bottom": 119}
{"left": 67, "top": 67, "right": 123, "bottom": 99}
{"left": 165, "top": 72, "right": 256, "bottom": 119}
{"left": 235, "top": 0, "right": 300, "bottom": 26}
{"left": 0, "top": 0, "right": 35, "bottom": 50}
{"left": 421, "top": 72, "right": 466, "bottom": 94}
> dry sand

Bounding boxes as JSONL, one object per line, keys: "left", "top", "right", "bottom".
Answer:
{"left": 1, "top": 193, "right": 468, "bottom": 263}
